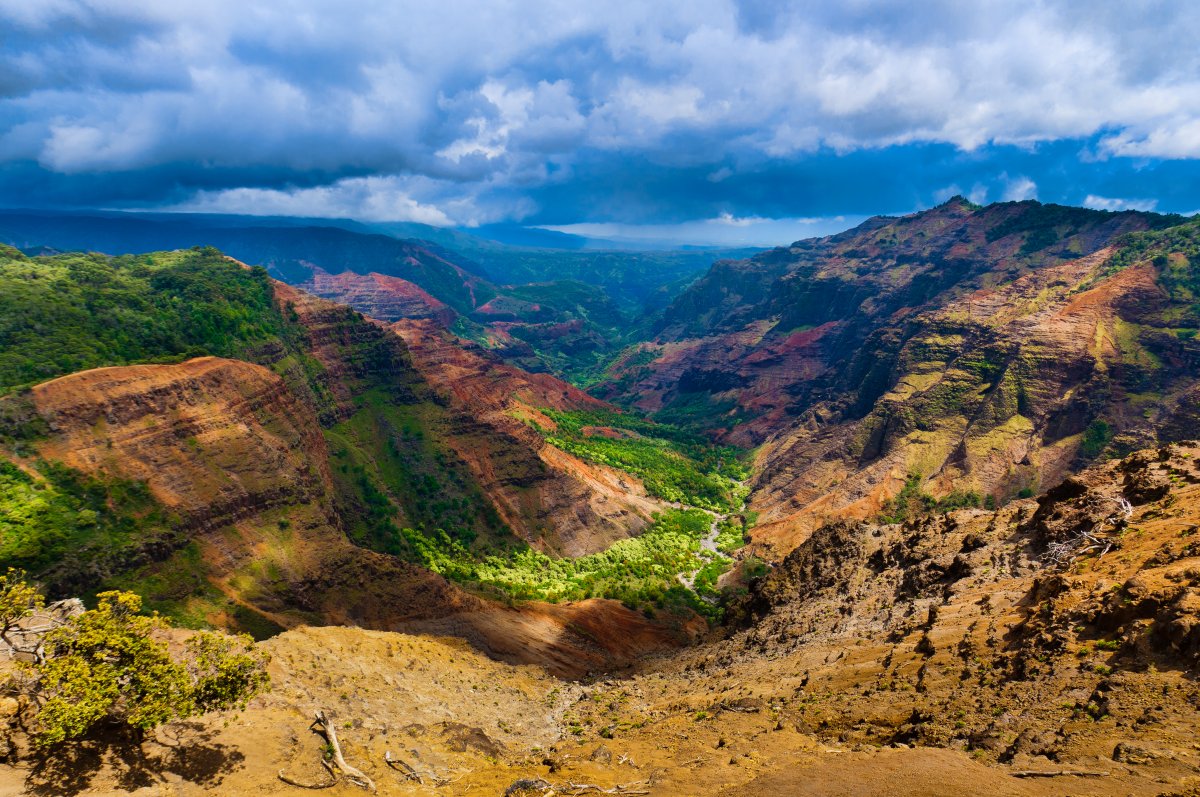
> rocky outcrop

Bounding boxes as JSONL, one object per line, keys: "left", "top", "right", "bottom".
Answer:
{"left": 601, "top": 200, "right": 1199, "bottom": 555}
{"left": 678, "top": 442, "right": 1200, "bottom": 769}
{"left": 296, "top": 266, "right": 457, "bottom": 327}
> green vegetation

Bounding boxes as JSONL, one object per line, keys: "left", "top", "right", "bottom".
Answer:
{"left": 1081, "top": 419, "right": 1113, "bottom": 459}
{"left": 984, "top": 203, "right": 1178, "bottom": 256}
{"left": 305, "top": 390, "right": 749, "bottom": 618}
{"left": 537, "top": 409, "right": 748, "bottom": 512}
{"left": 0, "top": 246, "right": 286, "bottom": 394}
{"left": 691, "top": 557, "right": 732, "bottom": 600}
{"left": 714, "top": 516, "right": 746, "bottom": 554}
{"left": 12, "top": 586, "right": 270, "bottom": 746}
{"left": 0, "top": 460, "right": 177, "bottom": 585}
{"left": 0, "top": 567, "right": 43, "bottom": 646}
{"left": 399, "top": 508, "right": 726, "bottom": 618}
{"left": 877, "top": 472, "right": 983, "bottom": 524}
{"left": 1106, "top": 217, "right": 1200, "bottom": 275}
{"left": 325, "top": 389, "right": 509, "bottom": 555}
{"left": 651, "top": 391, "right": 748, "bottom": 431}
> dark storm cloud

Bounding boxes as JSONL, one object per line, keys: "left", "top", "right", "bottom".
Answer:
{"left": 0, "top": 0, "right": 1198, "bottom": 240}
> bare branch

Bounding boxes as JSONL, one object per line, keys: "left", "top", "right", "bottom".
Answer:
{"left": 277, "top": 767, "right": 337, "bottom": 789}
{"left": 312, "top": 711, "right": 376, "bottom": 792}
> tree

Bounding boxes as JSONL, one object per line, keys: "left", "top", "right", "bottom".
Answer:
{"left": 0, "top": 568, "right": 43, "bottom": 651}
{"left": 21, "top": 589, "right": 270, "bottom": 746}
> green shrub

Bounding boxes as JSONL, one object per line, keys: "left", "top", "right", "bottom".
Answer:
{"left": 399, "top": 508, "right": 726, "bottom": 618}
{"left": 18, "top": 588, "right": 270, "bottom": 746}
{"left": 1081, "top": 419, "right": 1113, "bottom": 459}
{"left": 878, "top": 473, "right": 982, "bottom": 523}
{"left": 0, "top": 459, "right": 176, "bottom": 583}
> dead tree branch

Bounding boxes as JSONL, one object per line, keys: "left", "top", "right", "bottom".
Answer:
{"left": 277, "top": 764, "right": 337, "bottom": 790}
{"left": 384, "top": 750, "right": 423, "bottom": 784}
{"left": 1011, "top": 769, "right": 1109, "bottom": 778}
{"left": 312, "top": 711, "right": 376, "bottom": 792}
{"left": 562, "top": 782, "right": 649, "bottom": 795}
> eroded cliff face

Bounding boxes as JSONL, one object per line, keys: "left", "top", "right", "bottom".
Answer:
{"left": 33, "top": 357, "right": 333, "bottom": 531}
{"left": 600, "top": 199, "right": 1200, "bottom": 555}
{"left": 747, "top": 250, "right": 1194, "bottom": 552}
{"left": 391, "top": 318, "right": 671, "bottom": 556}
{"left": 266, "top": 282, "right": 663, "bottom": 556}
{"left": 17, "top": 355, "right": 686, "bottom": 676}
{"left": 295, "top": 266, "right": 457, "bottom": 327}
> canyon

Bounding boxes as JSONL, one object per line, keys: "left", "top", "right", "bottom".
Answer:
{"left": 1, "top": 198, "right": 1199, "bottom": 794}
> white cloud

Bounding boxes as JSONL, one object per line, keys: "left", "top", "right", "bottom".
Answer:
{"left": 1082, "top": 194, "right": 1159, "bottom": 212}
{"left": 5, "top": 1, "right": 1200, "bottom": 170}
{"left": 1098, "top": 119, "right": 1200, "bottom": 159}
{"left": 1001, "top": 175, "right": 1038, "bottom": 202}
{"left": 3, "top": 0, "right": 1200, "bottom": 220}
{"left": 173, "top": 177, "right": 456, "bottom": 226}
{"left": 710, "top": 212, "right": 761, "bottom": 227}
{"left": 541, "top": 215, "right": 859, "bottom": 247}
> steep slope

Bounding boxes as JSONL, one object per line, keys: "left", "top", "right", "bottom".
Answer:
{"left": 390, "top": 318, "right": 670, "bottom": 556}
{"left": 13, "top": 355, "right": 686, "bottom": 676}
{"left": 0, "top": 246, "right": 703, "bottom": 671}
{"left": 599, "top": 200, "right": 1200, "bottom": 553}
{"left": 294, "top": 267, "right": 457, "bottom": 327}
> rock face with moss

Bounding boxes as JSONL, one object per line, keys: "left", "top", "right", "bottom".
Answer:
{"left": 599, "top": 199, "right": 1200, "bottom": 553}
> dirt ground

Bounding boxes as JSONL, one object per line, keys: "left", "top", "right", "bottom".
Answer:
{"left": 0, "top": 622, "right": 1194, "bottom": 797}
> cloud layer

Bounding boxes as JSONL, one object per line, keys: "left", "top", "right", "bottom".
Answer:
{"left": 2, "top": 0, "right": 1199, "bottom": 238}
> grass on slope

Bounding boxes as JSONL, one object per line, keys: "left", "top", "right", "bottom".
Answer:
{"left": 537, "top": 408, "right": 749, "bottom": 512}
{"left": 329, "top": 400, "right": 744, "bottom": 619}
{"left": 0, "top": 459, "right": 178, "bottom": 584}
{"left": 0, "top": 245, "right": 284, "bottom": 394}
{"left": 324, "top": 389, "right": 511, "bottom": 555}
{"left": 876, "top": 472, "right": 987, "bottom": 524}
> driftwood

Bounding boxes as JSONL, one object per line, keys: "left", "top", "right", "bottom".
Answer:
{"left": 1011, "top": 769, "right": 1110, "bottom": 778}
{"left": 312, "top": 711, "right": 376, "bottom": 792}
{"left": 277, "top": 762, "right": 338, "bottom": 790}
{"left": 384, "top": 750, "right": 422, "bottom": 783}
{"left": 562, "top": 781, "right": 649, "bottom": 795}
{"left": 383, "top": 750, "right": 464, "bottom": 787}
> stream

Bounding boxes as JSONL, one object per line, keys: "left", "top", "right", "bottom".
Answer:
{"left": 677, "top": 509, "right": 726, "bottom": 595}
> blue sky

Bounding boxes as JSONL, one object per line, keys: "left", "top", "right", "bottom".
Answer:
{"left": 2, "top": 0, "right": 1199, "bottom": 245}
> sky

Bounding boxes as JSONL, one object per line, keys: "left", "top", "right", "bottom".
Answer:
{"left": 2, "top": 0, "right": 1200, "bottom": 246}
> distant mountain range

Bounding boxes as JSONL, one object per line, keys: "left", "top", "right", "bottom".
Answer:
{"left": 0, "top": 208, "right": 761, "bottom": 384}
